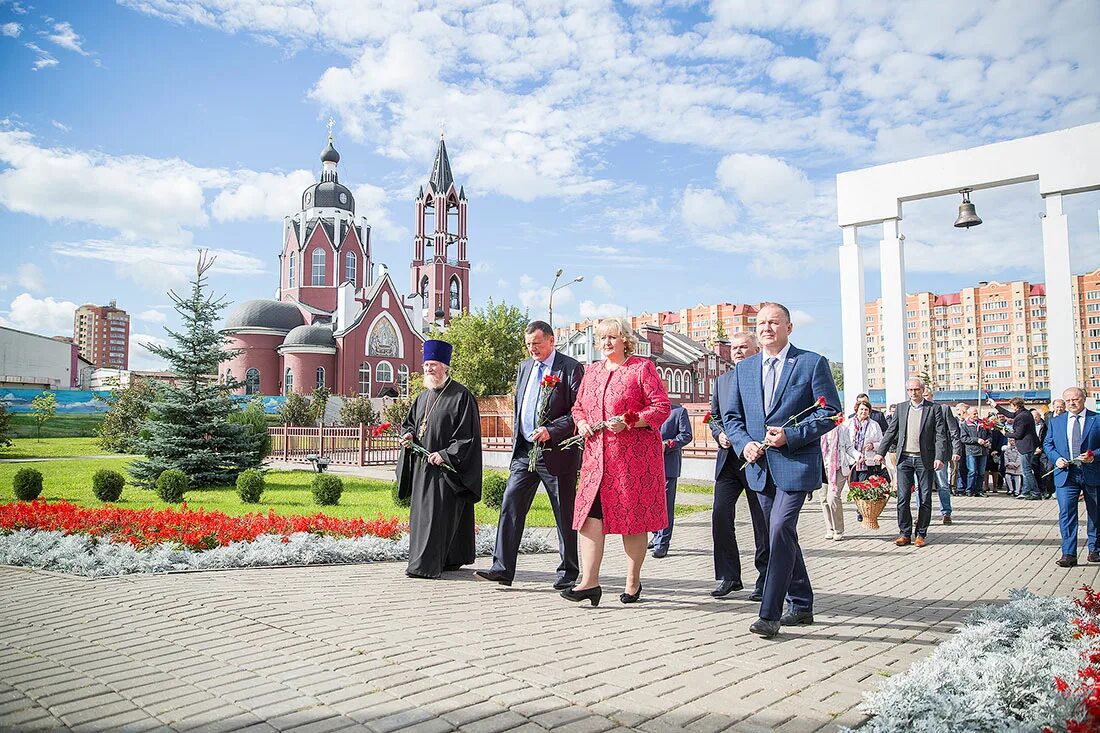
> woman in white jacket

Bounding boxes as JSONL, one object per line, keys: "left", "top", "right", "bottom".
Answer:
{"left": 821, "top": 419, "right": 862, "bottom": 540}
{"left": 845, "top": 401, "right": 885, "bottom": 525}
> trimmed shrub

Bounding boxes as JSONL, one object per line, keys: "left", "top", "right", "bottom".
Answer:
{"left": 92, "top": 469, "right": 125, "bottom": 502}
{"left": 391, "top": 480, "right": 410, "bottom": 509}
{"left": 236, "top": 469, "right": 265, "bottom": 504}
{"left": 13, "top": 468, "right": 43, "bottom": 501}
{"left": 312, "top": 474, "right": 343, "bottom": 506}
{"left": 482, "top": 471, "right": 508, "bottom": 510}
{"left": 155, "top": 469, "right": 188, "bottom": 504}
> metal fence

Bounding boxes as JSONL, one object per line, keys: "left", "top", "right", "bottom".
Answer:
{"left": 268, "top": 425, "right": 401, "bottom": 466}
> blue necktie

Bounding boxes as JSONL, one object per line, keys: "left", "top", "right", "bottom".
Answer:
{"left": 1071, "top": 414, "right": 1083, "bottom": 458}
{"left": 763, "top": 357, "right": 778, "bottom": 413}
{"left": 524, "top": 362, "right": 546, "bottom": 439}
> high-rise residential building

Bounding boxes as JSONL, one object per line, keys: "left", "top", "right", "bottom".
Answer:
{"left": 864, "top": 269, "right": 1100, "bottom": 395}
{"left": 74, "top": 300, "right": 130, "bottom": 370}
{"left": 564, "top": 302, "right": 759, "bottom": 346}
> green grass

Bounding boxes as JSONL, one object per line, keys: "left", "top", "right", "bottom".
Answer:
{"left": 9, "top": 414, "right": 105, "bottom": 439}
{"left": 1, "top": 437, "right": 120, "bottom": 460}
{"left": 0, "top": 457, "right": 710, "bottom": 527}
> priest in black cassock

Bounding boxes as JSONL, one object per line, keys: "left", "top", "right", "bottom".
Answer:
{"left": 397, "top": 339, "right": 483, "bottom": 579}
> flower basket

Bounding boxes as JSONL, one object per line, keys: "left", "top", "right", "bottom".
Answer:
{"left": 847, "top": 474, "right": 893, "bottom": 529}
{"left": 854, "top": 497, "right": 889, "bottom": 529}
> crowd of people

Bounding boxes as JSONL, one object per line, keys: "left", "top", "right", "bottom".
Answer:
{"left": 395, "top": 304, "right": 1099, "bottom": 639}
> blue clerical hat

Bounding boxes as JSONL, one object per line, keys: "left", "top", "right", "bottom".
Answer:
{"left": 423, "top": 339, "right": 453, "bottom": 365}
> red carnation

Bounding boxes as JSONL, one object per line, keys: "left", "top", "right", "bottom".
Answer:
{"left": 623, "top": 411, "right": 640, "bottom": 428}
{"left": 540, "top": 374, "right": 561, "bottom": 389}
{"left": 817, "top": 396, "right": 827, "bottom": 407}
{"left": 703, "top": 411, "right": 712, "bottom": 425}
{"left": 665, "top": 439, "right": 676, "bottom": 449}
{"left": 1088, "top": 450, "right": 1095, "bottom": 460}
{"left": 371, "top": 422, "right": 393, "bottom": 438}
{"left": 832, "top": 414, "right": 845, "bottom": 425}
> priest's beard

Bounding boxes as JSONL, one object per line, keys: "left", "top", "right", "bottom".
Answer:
{"left": 424, "top": 371, "right": 450, "bottom": 390}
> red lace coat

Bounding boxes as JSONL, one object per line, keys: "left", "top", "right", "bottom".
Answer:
{"left": 571, "top": 356, "right": 671, "bottom": 534}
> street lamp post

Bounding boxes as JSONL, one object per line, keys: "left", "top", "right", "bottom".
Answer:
{"left": 548, "top": 268, "right": 583, "bottom": 328}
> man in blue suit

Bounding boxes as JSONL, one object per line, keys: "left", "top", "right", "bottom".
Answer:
{"left": 710, "top": 332, "right": 769, "bottom": 599}
{"left": 1043, "top": 387, "right": 1100, "bottom": 568}
{"left": 723, "top": 302, "right": 841, "bottom": 638}
{"left": 651, "top": 403, "right": 693, "bottom": 558}
{"left": 475, "top": 321, "right": 584, "bottom": 589}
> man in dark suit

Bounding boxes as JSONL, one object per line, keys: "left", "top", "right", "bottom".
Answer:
{"left": 850, "top": 392, "right": 889, "bottom": 432}
{"left": 959, "top": 406, "right": 992, "bottom": 497}
{"left": 1043, "top": 387, "right": 1100, "bottom": 567}
{"left": 650, "top": 403, "right": 693, "bottom": 558}
{"left": 874, "top": 377, "right": 946, "bottom": 547}
{"left": 1034, "top": 408, "right": 1054, "bottom": 498}
{"left": 723, "top": 302, "right": 841, "bottom": 638}
{"left": 475, "top": 321, "right": 584, "bottom": 589}
{"left": 710, "top": 332, "right": 769, "bottom": 599}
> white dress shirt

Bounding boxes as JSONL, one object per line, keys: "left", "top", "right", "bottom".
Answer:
{"left": 1067, "top": 410, "right": 1086, "bottom": 456}
{"left": 761, "top": 342, "right": 792, "bottom": 410}
{"left": 520, "top": 351, "right": 557, "bottom": 440}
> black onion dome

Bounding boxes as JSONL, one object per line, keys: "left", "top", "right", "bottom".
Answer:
{"left": 283, "top": 324, "right": 336, "bottom": 348}
{"left": 301, "top": 181, "right": 355, "bottom": 213}
{"left": 321, "top": 139, "right": 340, "bottom": 164}
{"left": 224, "top": 300, "right": 305, "bottom": 332}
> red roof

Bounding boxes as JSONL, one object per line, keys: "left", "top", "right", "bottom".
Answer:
{"left": 1030, "top": 284, "right": 1046, "bottom": 296}
{"left": 934, "top": 293, "right": 961, "bottom": 306}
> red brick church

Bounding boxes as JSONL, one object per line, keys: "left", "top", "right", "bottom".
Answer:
{"left": 221, "top": 133, "right": 471, "bottom": 397}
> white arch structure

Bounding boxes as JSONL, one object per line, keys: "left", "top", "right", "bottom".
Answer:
{"left": 837, "top": 122, "right": 1100, "bottom": 404}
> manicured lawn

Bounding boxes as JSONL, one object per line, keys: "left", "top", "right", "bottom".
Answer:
{"left": 9, "top": 414, "right": 105, "bottom": 439}
{"left": 0, "top": 457, "right": 710, "bottom": 527}
{"left": 1, "top": 437, "right": 120, "bottom": 460}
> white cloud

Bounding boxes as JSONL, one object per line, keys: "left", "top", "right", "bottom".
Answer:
{"left": 715, "top": 154, "right": 813, "bottom": 210}
{"left": 137, "top": 309, "right": 167, "bottom": 323}
{"left": 575, "top": 244, "right": 674, "bottom": 269}
{"left": 50, "top": 120, "right": 70, "bottom": 132}
{"left": 352, "top": 183, "right": 406, "bottom": 242}
{"left": 24, "top": 43, "right": 58, "bottom": 71}
{"left": 0, "top": 292, "right": 77, "bottom": 335}
{"left": 17, "top": 263, "right": 44, "bottom": 291}
{"left": 681, "top": 187, "right": 730, "bottom": 232}
{"left": 578, "top": 300, "right": 628, "bottom": 320}
{"left": 49, "top": 239, "right": 266, "bottom": 288}
{"left": 1, "top": 22, "right": 21, "bottom": 37}
{"left": 591, "top": 275, "right": 614, "bottom": 296}
{"left": 517, "top": 272, "right": 576, "bottom": 321}
{"left": 128, "top": 331, "right": 171, "bottom": 372}
{"left": 211, "top": 169, "right": 314, "bottom": 223}
{"left": 44, "top": 21, "right": 89, "bottom": 55}
{"left": 790, "top": 309, "right": 816, "bottom": 328}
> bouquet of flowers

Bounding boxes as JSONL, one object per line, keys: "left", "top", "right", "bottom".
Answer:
{"left": 527, "top": 373, "right": 562, "bottom": 472}
{"left": 978, "top": 416, "right": 1007, "bottom": 434}
{"left": 557, "top": 411, "right": 640, "bottom": 450}
{"left": 372, "top": 423, "right": 456, "bottom": 473}
{"left": 1042, "top": 450, "right": 1095, "bottom": 479}
{"left": 744, "top": 396, "right": 841, "bottom": 470}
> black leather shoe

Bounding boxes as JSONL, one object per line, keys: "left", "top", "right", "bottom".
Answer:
{"left": 711, "top": 580, "right": 743, "bottom": 598}
{"left": 1056, "top": 555, "right": 1078, "bottom": 568}
{"left": 473, "top": 569, "right": 512, "bottom": 586}
{"left": 749, "top": 588, "right": 764, "bottom": 602}
{"left": 620, "top": 584, "right": 642, "bottom": 604}
{"left": 1089, "top": 552, "right": 1100, "bottom": 564}
{"left": 651, "top": 547, "right": 668, "bottom": 558}
{"left": 646, "top": 539, "right": 654, "bottom": 550}
{"left": 553, "top": 578, "right": 576, "bottom": 590}
{"left": 561, "top": 585, "right": 602, "bottom": 606}
{"left": 780, "top": 609, "right": 814, "bottom": 626}
{"left": 749, "top": 618, "right": 780, "bottom": 638}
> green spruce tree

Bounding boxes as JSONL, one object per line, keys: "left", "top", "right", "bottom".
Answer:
{"left": 129, "top": 252, "right": 261, "bottom": 487}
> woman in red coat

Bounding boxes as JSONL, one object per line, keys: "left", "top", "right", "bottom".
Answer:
{"left": 561, "top": 316, "right": 671, "bottom": 607}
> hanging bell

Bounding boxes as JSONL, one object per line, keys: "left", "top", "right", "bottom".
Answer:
{"left": 953, "top": 189, "right": 982, "bottom": 228}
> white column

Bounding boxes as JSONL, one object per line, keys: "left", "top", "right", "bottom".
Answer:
{"left": 879, "top": 218, "right": 908, "bottom": 405}
{"left": 838, "top": 225, "right": 867, "bottom": 403}
{"left": 1042, "top": 193, "right": 1077, "bottom": 394}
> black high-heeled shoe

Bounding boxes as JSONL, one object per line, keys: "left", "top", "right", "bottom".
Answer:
{"left": 620, "top": 584, "right": 642, "bottom": 604}
{"left": 561, "top": 585, "right": 602, "bottom": 607}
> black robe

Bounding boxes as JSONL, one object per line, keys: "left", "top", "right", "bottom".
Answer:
{"left": 397, "top": 378, "right": 482, "bottom": 578}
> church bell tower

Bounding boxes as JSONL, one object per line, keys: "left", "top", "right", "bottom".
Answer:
{"left": 411, "top": 134, "right": 469, "bottom": 326}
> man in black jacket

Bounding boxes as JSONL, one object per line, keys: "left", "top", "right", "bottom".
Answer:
{"left": 988, "top": 396, "right": 1041, "bottom": 500}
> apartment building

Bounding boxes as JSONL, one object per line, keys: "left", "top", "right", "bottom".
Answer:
{"left": 74, "top": 301, "right": 130, "bottom": 370}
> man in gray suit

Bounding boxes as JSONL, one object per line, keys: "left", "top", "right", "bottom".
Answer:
{"left": 475, "top": 321, "right": 584, "bottom": 589}
{"left": 651, "top": 403, "right": 693, "bottom": 558}
{"left": 875, "top": 377, "right": 947, "bottom": 547}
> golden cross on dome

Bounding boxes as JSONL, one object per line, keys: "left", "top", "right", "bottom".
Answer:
{"left": 327, "top": 117, "right": 335, "bottom": 141}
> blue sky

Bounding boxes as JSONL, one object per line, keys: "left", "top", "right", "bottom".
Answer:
{"left": 1, "top": 0, "right": 1099, "bottom": 371}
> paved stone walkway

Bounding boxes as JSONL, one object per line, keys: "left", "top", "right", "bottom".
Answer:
{"left": 1, "top": 493, "right": 1097, "bottom": 732}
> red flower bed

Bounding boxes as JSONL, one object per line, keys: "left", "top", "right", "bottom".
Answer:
{"left": 0, "top": 500, "right": 405, "bottom": 551}
{"left": 1050, "top": 586, "right": 1100, "bottom": 732}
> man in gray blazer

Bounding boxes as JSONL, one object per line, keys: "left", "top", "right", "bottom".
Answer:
{"left": 875, "top": 377, "right": 947, "bottom": 547}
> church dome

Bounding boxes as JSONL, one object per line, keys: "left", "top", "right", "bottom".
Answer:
{"left": 321, "top": 140, "right": 340, "bottom": 164}
{"left": 224, "top": 299, "right": 305, "bottom": 332}
{"left": 283, "top": 324, "right": 336, "bottom": 348}
{"left": 302, "top": 181, "right": 355, "bottom": 213}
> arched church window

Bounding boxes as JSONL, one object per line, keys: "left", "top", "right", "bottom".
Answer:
{"left": 397, "top": 365, "right": 409, "bottom": 397}
{"left": 284, "top": 368, "right": 293, "bottom": 396}
{"left": 369, "top": 318, "right": 398, "bottom": 357}
{"left": 316, "top": 367, "right": 326, "bottom": 389}
{"left": 359, "top": 362, "right": 371, "bottom": 396}
{"left": 288, "top": 252, "right": 296, "bottom": 288}
{"left": 245, "top": 368, "right": 260, "bottom": 396}
{"left": 449, "top": 277, "right": 461, "bottom": 311}
{"left": 345, "top": 251, "right": 356, "bottom": 283}
{"left": 311, "top": 248, "right": 326, "bottom": 286}
{"left": 377, "top": 361, "right": 393, "bottom": 383}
